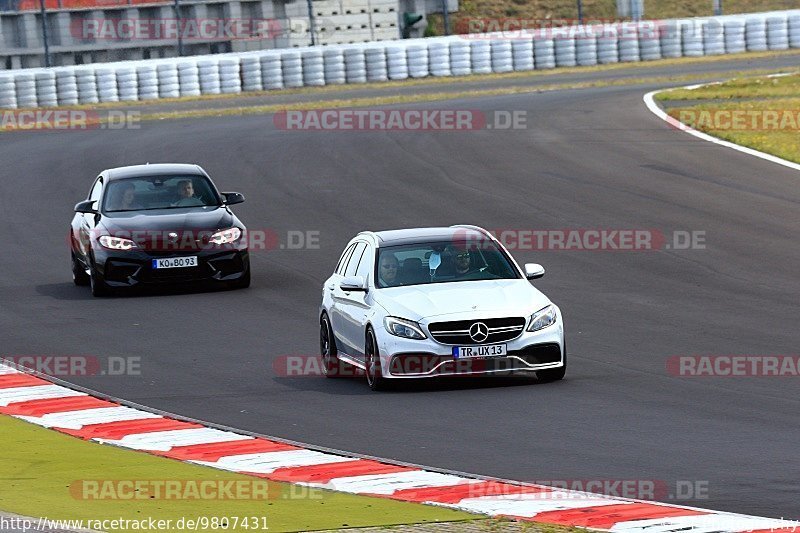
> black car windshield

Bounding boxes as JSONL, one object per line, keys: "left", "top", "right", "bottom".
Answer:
{"left": 376, "top": 239, "right": 520, "bottom": 288}
{"left": 103, "top": 176, "right": 221, "bottom": 212}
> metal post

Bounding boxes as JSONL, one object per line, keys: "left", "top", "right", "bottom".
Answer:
{"left": 713, "top": 0, "right": 722, "bottom": 16}
{"left": 576, "top": 0, "right": 583, "bottom": 24}
{"left": 306, "top": 0, "right": 316, "bottom": 46}
{"left": 173, "top": 0, "right": 184, "bottom": 56}
{"left": 441, "top": 0, "right": 450, "bottom": 36}
{"left": 39, "top": 0, "right": 51, "bottom": 67}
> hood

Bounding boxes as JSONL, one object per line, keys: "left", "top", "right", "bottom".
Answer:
{"left": 373, "top": 279, "right": 551, "bottom": 323}
{"left": 100, "top": 207, "right": 234, "bottom": 234}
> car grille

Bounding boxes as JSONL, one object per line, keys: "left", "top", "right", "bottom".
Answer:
{"left": 427, "top": 317, "right": 526, "bottom": 345}
{"left": 388, "top": 343, "right": 562, "bottom": 376}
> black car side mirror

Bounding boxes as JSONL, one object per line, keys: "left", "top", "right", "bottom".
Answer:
{"left": 222, "top": 192, "right": 245, "bottom": 205}
{"left": 74, "top": 200, "right": 97, "bottom": 213}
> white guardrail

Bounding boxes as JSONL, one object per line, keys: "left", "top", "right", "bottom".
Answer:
{"left": 0, "top": 10, "right": 799, "bottom": 109}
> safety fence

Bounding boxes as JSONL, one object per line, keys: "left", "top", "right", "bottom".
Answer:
{"left": 1, "top": 10, "right": 798, "bottom": 109}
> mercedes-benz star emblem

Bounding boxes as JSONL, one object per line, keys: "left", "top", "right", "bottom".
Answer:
{"left": 468, "top": 322, "right": 489, "bottom": 343}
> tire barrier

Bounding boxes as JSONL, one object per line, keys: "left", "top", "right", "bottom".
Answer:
{"left": 116, "top": 67, "right": 139, "bottom": 102}
{"left": 469, "top": 40, "right": 492, "bottom": 74}
{"left": 533, "top": 37, "right": 556, "bottom": 69}
{"left": 55, "top": 68, "right": 79, "bottom": 106}
{"left": 219, "top": 58, "right": 242, "bottom": 94}
{"left": 2, "top": 10, "right": 799, "bottom": 109}
{"left": 177, "top": 61, "right": 201, "bottom": 97}
{"left": 34, "top": 70, "right": 58, "bottom": 107}
{"left": 240, "top": 55, "right": 263, "bottom": 92}
{"left": 344, "top": 47, "right": 367, "bottom": 84}
{"left": 428, "top": 40, "right": 452, "bottom": 77}
{"left": 323, "top": 48, "right": 347, "bottom": 84}
{"left": 511, "top": 37, "right": 534, "bottom": 71}
{"left": 449, "top": 40, "right": 472, "bottom": 76}
{"left": 364, "top": 46, "right": 389, "bottom": 82}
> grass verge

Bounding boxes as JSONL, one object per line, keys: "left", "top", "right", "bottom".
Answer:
{"left": 0, "top": 415, "right": 479, "bottom": 532}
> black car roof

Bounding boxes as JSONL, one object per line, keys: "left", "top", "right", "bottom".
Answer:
{"left": 105, "top": 164, "right": 206, "bottom": 181}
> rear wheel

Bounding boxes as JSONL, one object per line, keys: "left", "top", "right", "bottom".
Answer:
{"left": 71, "top": 252, "right": 89, "bottom": 286}
{"left": 320, "top": 314, "right": 346, "bottom": 378}
{"left": 365, "top": 328, "right": 388, "bottom": 391}
{"left": 537, "top": 342, "right": 567, "bottom": 382}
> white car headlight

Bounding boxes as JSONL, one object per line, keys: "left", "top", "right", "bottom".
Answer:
{"left": 527, "top": 305, "right": 557, "bottom": 332}
{"left": 98, "top": 235, "right": 137, "bottom": 250}
{"left": 384, "top": 317, "right": 427, "bottom": 340}
{"left": 210, "top": 227, "right": 242, "bottom": 245}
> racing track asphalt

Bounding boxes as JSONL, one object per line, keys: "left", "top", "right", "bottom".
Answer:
{"left": 1, "top": 54, "right": 798, "bottom": 520}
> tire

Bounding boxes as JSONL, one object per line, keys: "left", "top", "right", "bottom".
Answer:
{"left": 365, "top": 328, "right": 388, "bottom": 391}
{"left": 320, "top": 314, "right": 346, "bottom": 378}
{"left": 71, "top": 252, "right": 89, "bottom": 286}
{"left": 89, "top": 260, "right": 111, "bottom": 297}
{"left": 537, "top": 342, "right": 566, "bottom": 382}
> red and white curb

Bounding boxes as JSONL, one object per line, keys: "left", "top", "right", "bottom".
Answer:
{"left": 1, "top": 362, "right": 798, "bottom": 532}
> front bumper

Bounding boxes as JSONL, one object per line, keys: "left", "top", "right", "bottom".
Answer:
{"left": 376, "top": 318, "right": 565, "bottom": 379}
{"left": 93, "top": 247, "right": 249, "bottom": 288}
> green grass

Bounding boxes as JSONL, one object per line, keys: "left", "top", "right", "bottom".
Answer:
{"left": 0, "top": 415, "right": 479, "bottom": 532}
{"left": 662, "top": 72, "right": 800, "bottom": 163}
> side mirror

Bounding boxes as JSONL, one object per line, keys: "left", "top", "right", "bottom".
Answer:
{"left": 524, "top": 263, "right": 545, "bottom": 280}
{"left": 74, "top": 200, "right": 97, "bottom": 214}
{"left": 222, "top": 192, "right": 245, "bottom": 205}
{"left": 340, "top": 275, "right": 368, "bottom": 292}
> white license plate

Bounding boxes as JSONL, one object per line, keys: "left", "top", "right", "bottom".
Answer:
{"left": 452, "top": 344, "right": 507, "bottom": 359}
{"left": 152, "top": 256, "right": 198, "bottom": 269}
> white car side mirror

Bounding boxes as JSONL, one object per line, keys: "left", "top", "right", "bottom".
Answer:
{"left": 340, "top": 275, "right": 368, "bottom": 292}
{"left": 524, "top": 263, "right": 545, "bottom": 280}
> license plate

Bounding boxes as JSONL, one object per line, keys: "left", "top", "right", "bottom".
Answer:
{"left": 452, "top": 344, "right": 507, "bottom": 359}
{"left": 152, "top": 256, "right": 198, "bottom": 269}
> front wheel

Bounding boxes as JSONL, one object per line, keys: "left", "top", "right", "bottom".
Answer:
{"left": 537, "top": 342, "right": 566, "bottom": 382}
{"left": 365, "top": 329, "right": 388, "bottom": 391}
{"left": 320, "top": 315, "right": 346, "bottom": 378}
{"left": 72, "top": 252, "right": 90, "bottom": 286}
{"left": 89, "top": 260, "right": 111, "bottom": 297}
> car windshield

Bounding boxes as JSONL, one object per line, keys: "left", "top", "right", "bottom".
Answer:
{"left": 376, "top": 239, "right": 520, "bottom": 288}
{"left": 103, "top": 175, "right": 221, "bottom": 212}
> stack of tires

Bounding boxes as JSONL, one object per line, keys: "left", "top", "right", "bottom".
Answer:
{"left": 659, "top": 20, "right": 682, "bottom": 58}
{"left": 364, "top": 46, "right": 389, "bottom": 82}
{"left": 35, "top": 70, "right": 58, "bottom": 107}
{"left": 15, "top": 72, "right": 37, "bottom": 107}
{"left": 197, "top": 59, "right": 222, "bottom": 95}
{"left": 767, "top": 15, "right": 789, "bottom": 50}
{"left": 703, "top": 19, "right": 726, "bottom": 55}
{"left": 724, "top": 18, "right": 747, "bottom": 53}
{"left": 0, "top": 74, "right": 16, "bottom": 109}
{"left": 511, "top": 35, "right": 534, "bottom": 71}
{"left": 75, "top": 69, "right": 99, "bottom": 105}
{"left": 575, "top": 28, "right": 598, "bottom": 66}
{"left": 638, "top": 21, "right": 662, "bottom": 60}
{"left": 470, "top": 40, "right": 492, "bottom": 74}
{"left": 681, "top": 20, "right": 705, "bottom": 57}
{"left": 490, "top": 38, "right": 513, "bottom": 72}
{"left": 323, "top": 47, "right": 347, "bottom": 84}
{"left": 745, "top": 17, "right": 768, "bottom": 51}
{"left": 55, "top": 68, "right": 79, "bottom": 106}
{"left": 618, "top": 23, "right": 640, "bottom": 62}
{"left": 596, "top": 25, "right": 619, "bottom": 64}
{"left": 344, "top": 47, "right": 367, "bottom": 83}
{"left": 177, "top": 61, "right": 201, "bottom": 97}
{"left": 449, "top": 40, "right": 472, "bottom": 75}
{"left": 406, "top": 44, "right": 429, "bottom": 78}
{"left": 302, "top": 49, "right": 326, "bottom": 86}
{"left": 260, "top": 53, "right": 284, "bottom": 90}
{"left": 219, "top": 58, "right": 242, "bottom": 94}
{"left": 428, "top": 40, "right": 452, "bottom": 76}
{"left": 136, "top": 63, "right": 159, "bottom": 100}
{"left": 241, "top": 55, "right": 263, "bottom": 91}
{"left": 554, "top": 36, "right": 577, "bottom": 66}
{"left": 533, "top": 36, "right": 556, "bottom": 68}
{"left": 96, "top": 67, "right": 119, "bottom": 103}
{"left": 156, "top": 62, "right": 180, "bottom": 99}
{"left": 386, "top": 44, "right": 409, "bottom": 80}
{"left": 790, "top": 14, "right": 800, "bottom": 48}
{"left": 116, "top": 67, "right": 139, "bottom": 101}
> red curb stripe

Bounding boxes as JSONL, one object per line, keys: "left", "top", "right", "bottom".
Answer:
{"left": 156, "top": 438, "right": 299, "bottom": 461}
{"left": 58, "top": 417, "right": 200, "bottom": 440}
{"left": 0, "top": 396, "right": 117, "bottom": 417}
{"left": 531, "top": 503, "right": 709, "bottom": 528}
{"left": 388, "top": 481, "right": 551, "bottom": 504}
{"left": 267, "top": 459, "right": 415, "bottom": 484}
{"left": 0, "top": 374, "right": 49, "bottom": 389}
